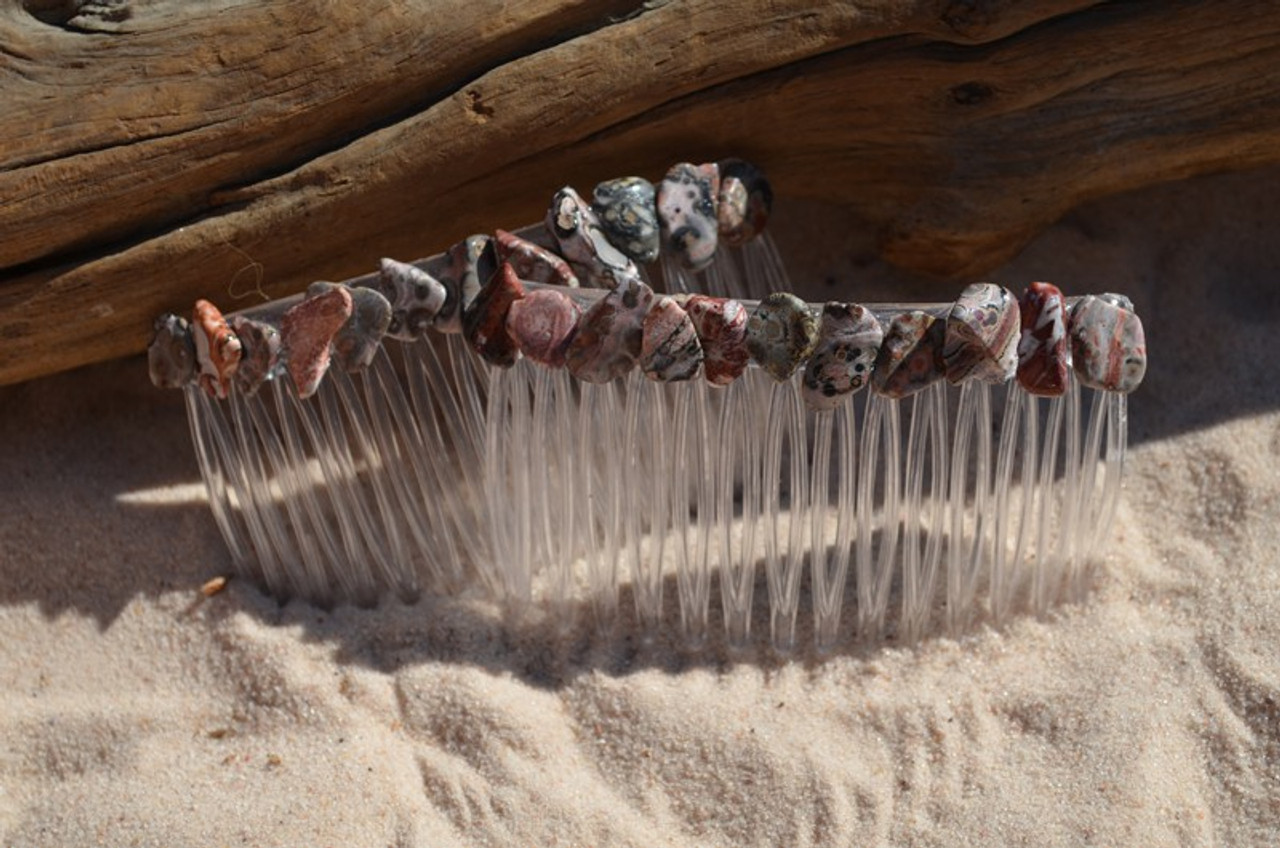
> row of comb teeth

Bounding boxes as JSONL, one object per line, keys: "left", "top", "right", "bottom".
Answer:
{"left": 153, "top": 159, "right": 1145, "bottom": 652}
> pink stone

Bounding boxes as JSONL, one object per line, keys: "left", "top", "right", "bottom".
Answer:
{"left": 872, "top": 310, "right": 946, "bottom": 399}
{"left": 657, "top": 162, "right": 720, "bottom": 271}
{"left": 801, "top": 302, "right": 883, "bottom": 411}
{"left": 640, "top": 296, "right": 702, "bottom": 382}
{"left": 685, "top": 295, "right": 749, "bottom": 386}
{"left": 1069, "top": 294, "right": 1147, "bottom": 393}
{"left": 565, "top": 279, "right": 654, "bottom": 383}
{"left": 1016, "top": 281, "right": 1069, "bottom": 397}
{"left": 462, "top": 263, "right": 525, "bottom": 367}
{"left": 494, "top": 228, "right": 579, "bottom": 288}
{"left": 943, "top": 283, "right": 1019, "bottom": 384}
{"left": 228, "top": 315, "right": 281, "bottom": 396}
{"left": 507, "top": 288, "right": 582, "bottom": 368}
{"left": 716, "top": 158, "right": 772, "bottom": 247}
{"left": 192, "top": 299, "right": 242, "bottom": 400}
{"left": 281, "top": 286, "right": 353, "bottom": 398}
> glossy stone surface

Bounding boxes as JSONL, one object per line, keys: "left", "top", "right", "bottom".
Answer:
{"left": 228, "top": 315, "right": 281, "bottom": 396}
{"left": 746, "top": 292, "right": 819, "bottom": 382}
{"left": 640, "top": 295, "right": 703, "bottom": 382}
{"left": 333, "top": 284, "right": 393, "bottom": 372}
{"left": 376, "top": 258, "right": 448, "bottom": 340}
{"left": 1016, "top": 281, "right": 1069, "bottom": 397}
{"left": 685, "top": 295, "right": 750, "bottom": 386}
{"left": 281, "top": 285, "right": 353, "bottom": 398}
{"left": 802, "top": 303, "right": 883, "bottom": 410}
{"left": 148, "top": 313, "right": 196, "bottom": 389}
{"left": 463, "top": 262, "right": 525, "bottom": 367}
{"left": 547, "top": 186, "right": 640, "bottom": 289}
{"left": 494, "top": 228, "right": 579, "bottom": 288}
{"left": 507, "top": 287, "right": 582, "bottom": 368}
{"left": 1069, "top": 294, "right": 1147, "bottom": 393}
{"left": 592, "top": 177, "right": 660, "bottom": 264}
{"left": 437, "top": 235, "right": 497, "bottom": 333}
{"left": 565, "top": 279, "right": 654, "bottom": 383}
{"left": 872, "top": 310, "right": 946, "bottom": 399}
{"left": 943, "top": 283, "right": 1019, "bottom": 384}
{"left": 192, "top": 299, "right": 242, "bottom": 400}
{"left": 657, "top": 162, "right": 720, "bottom": 271}
{"left": 717, "top": 158, "right": 773, "bottom": 246}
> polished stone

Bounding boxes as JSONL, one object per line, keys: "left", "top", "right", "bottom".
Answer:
{"left": 592, "top": 177, "right": 660, "bottom": 264}
{"left": 685, "top": 295, "right": 750, "bottom": 386}
{"left": 376, "top": 258, "right": 448, "bottom": 340}
{"left": 148, "top": 313, "right": 197, "bottom": 389}
{"left": 746, "top": 292, "right": 819, "bottom": 382}
{"left": 228, "top": 315, "right": 281, "bottom": 396}
{"left": 495, "top": 228, "right": 579, "bottom": 288}
{"left": 547, "top": 186, "right": 641, "bottom": 289}
{"left": 565, "top": 279, "right": 655, "bottom": 383}
{"left": 640, "top": 295, "right": 703, "bottom": 382}
{"left": 943, "top": 283, "right": 1019, "bottom": 384}
{"left": 1016, "top": 281, "right": 1069, "bottom": 397}
{"left": 506, "top": 287, "right": 582, "bottom": 368}
{"left": 871, "top": 310, "right": 946, "bottom": 399}
{"left": 1069, "top": 294, "right": 1147, "bottom": 393}
{"left": 192, "top": 299, "right": 242, "bottom": 400}
{"left": 281, "top": 286, "right": 353, "bottom": 398}
{"left": 463, "top": 263, "right": 525, "bottom": 367}
{"left": 802, "top": 302, "right": 883, "bottom": 410}
{"left": 657, "top": 162, "right": 720, "bottom": 271}
{"left": 717, "top": 158, "right": 772, "bottom": 246}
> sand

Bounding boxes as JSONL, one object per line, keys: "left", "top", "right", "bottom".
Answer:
{"left": 2, "top": 165, "right": 1278, "bottom": 847}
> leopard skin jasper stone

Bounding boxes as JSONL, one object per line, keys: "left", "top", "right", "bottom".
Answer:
{"left": 871, "top": 310, "right": 946, "bottom": 400}
{"left": 494, "top": 228, "right": 579, "bottom": 288}
{"left": 462, "top": 262, "right": 525, "bottom": 367}
{"left": 1016, "top": 281, "right": 1069, "bottom": 397}
{"left": 547, "top": 185, "right": 641, "bottom": 289}
{"left": 746, "top": 291, "right": 819, "bottom": 382}
{"left": 148, "top": 313, "right": 197, "bottom": 389}
{"left": 565, "top": 278, "right": 655, "bottom": 383}
{"left": 192, "top": 299, "right": 242, "bottom": 400}
{"left": 716, "top": 158, "right": 773, "bottom": 247}
{"left": 592, "top": 177, "right": 660, "bottom": 264}
{"left": 640, "top": 295, "right": 703, "bottom": 382}
{"left": 375, "top": 258, "right": 448, "bottom": 340}
{"left": 280, "top": 285, "right": 353, "bottom": 399}
{"left": 228, "top": 314, "right": 281, "bottom": 396}
{"left": 506, "top": 287, "right": 582, "bottom": 368}
{"left": 1069, "top": 294, "right": 1147, "bottom": 393}
{"left": 801, "top": 302, "right": 883, "bottom": 411}
{"left": 434, "top": 235, "right": 497, "bottom": 333}
{"left": 943, "top": 282, "right": 1019, "bottom": 384}
{"left": 685, "top": 295, "right": 750, "bottom": 386}
{"left": 657, "top": 162, "right": 720, "bottom": 272}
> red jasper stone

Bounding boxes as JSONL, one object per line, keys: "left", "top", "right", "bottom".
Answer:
{"left": 685, "top": 295, "right": 750, "bottom": 386}
{"left": 463, "top": 263, "right": 526, "bottom": 367}
{"left": 1016, "top": 281, "right": 1069, "bottom": 397}
{"left": 281, "top": 286, "right": 353, "bottom": 398}
{"left": 507, "top": 287, "right": 582, "bottom": 368}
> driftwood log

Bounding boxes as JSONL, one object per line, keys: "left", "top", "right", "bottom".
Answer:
{"left": 2, "top": 0, "right": 1279, "bottom": 385}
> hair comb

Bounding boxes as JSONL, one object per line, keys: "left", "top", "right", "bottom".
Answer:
{"left": 148, "top": 158, "right": 1148, "bottom": 654}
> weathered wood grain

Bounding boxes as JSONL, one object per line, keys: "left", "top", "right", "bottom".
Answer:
{"left": 1, "top": 0, "right": 1278, "bottom": 385}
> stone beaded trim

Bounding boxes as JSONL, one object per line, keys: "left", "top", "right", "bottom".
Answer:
{"left": 149, "top": 160, "right": 1147, "bottom": 409}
